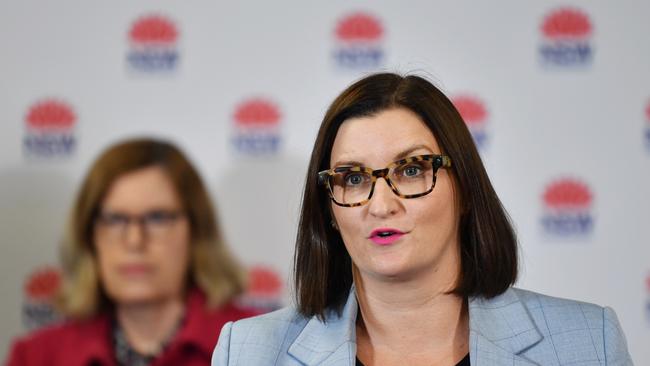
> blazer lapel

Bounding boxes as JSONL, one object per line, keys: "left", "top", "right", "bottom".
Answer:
{"left": 469, "top": 288, "right": 543, "bottom": 366}
{"left": 288, "top": 289, "right": 358, "bottom": 366}
{"left": 470, "top": 331, "right": 540, "bottom": 366}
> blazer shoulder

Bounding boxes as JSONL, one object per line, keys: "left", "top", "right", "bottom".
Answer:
{"left": 5, "top": 317, "right": 110, "bottom": 366}
{"left": 511, "top": 288, "right": 633, "bottom": 365}
{"left": 229, "top": 305, "right": 308, "bottom": 344}
{"left": 512, "top": 288, "right": 609, "bottom": 334}
{"left": 213, "top": 305, "right": 309, "bottom": 365}
{"left": 9, "top": 320, "right": 87, "bottom": 351}
{"left": 6, "top": 324, "right": 63, "bottom": 365}
{"left": 512, "top": 287, "right": 603, "bottom": 315}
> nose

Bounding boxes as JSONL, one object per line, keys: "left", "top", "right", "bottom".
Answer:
{"left": 367, "top": 177, "right": 401, "bottom": 218}
{"left": 123, "top": 220, "right": 147, "bottom": 250}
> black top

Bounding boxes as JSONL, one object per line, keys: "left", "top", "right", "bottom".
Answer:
{"left": 356, "top": 353, "right": 470, "bottom": 366}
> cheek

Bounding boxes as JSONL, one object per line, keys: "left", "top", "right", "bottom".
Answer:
{"left": 331, "top": 206, "right": 364, "bottom": 255}
{"left": 93, "top": 243, "right": 123, "bottom": 298}
{"left": 331, "top": 205, "right": 354, "bottom": 235}
{"left": 415, "top": 191, "right": 458, "bottom": 241}
{"left": 159, "top": 227, "right": 191, "bottom": 277}
{"left": 94, "top": 241, "right": 114, "bottom": 277}
{"left": 331, "top": 204, "right": 345, "bottom": 228}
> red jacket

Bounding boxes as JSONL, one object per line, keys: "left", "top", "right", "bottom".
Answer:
{"left": 6, "top": 290, "right": 258, "bottom": 366}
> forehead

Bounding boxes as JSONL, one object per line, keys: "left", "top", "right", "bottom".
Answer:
{"left": 101, "top": 166, "right": 181, "bottom": 210}
{"left": 330, "top": 108, "right": 440, "bottom": 166}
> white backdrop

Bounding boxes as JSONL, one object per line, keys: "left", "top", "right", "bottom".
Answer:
{"left": 1, "top": 1, "right": 648, "bottom": 363}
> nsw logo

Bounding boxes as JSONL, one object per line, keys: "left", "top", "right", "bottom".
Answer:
{"left": 127, "top": 14, "right": 179, "bottom": 73}
{"left": 231, "top": 98, "right": 282, "bottom": 155}
{"left": 541, "top": 178, "right": 594, "bottom": 236}
{"left": 238, "top": 265, "right": 284, "bottom": 313}
{"left": 333, "top": 12, "right": 384, "bottom": 69}
{"left": 23, "top": 99, "right": 77, "bottom": 158}
{"left": 22, "top": 266, "right": 62, "bottom": 330}
{"left": 452, "top": 95, "right": 489, "bottom": 150}
{"left": 539, "top": 7, "right": 593, "bottom": 67}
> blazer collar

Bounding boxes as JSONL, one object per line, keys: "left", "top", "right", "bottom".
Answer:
{"left": 288, "top": 286, "right": 543, "bottom": 366}
{"left": 468, "top": 288, "right": 543, "bottom": 365}
{"left": 288, "top": 287, "right": 358, "bottom": 366}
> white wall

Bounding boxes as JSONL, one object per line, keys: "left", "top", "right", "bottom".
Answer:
{"left": 1, "top": 1, "right": 648, "bottom": 363}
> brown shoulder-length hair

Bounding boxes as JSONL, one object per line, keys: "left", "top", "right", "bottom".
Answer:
{"left": 294, "top": 73, "right": 518, "bottom": 318}
{"left": 58, "top": 138, "right": 245, "bottom": 318}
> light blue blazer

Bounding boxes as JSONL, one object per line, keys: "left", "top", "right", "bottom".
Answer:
{"left": 212, "top": 287, "right": 633, "bottom": 365}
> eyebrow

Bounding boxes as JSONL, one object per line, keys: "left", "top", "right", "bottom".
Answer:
{"left": 332, "top": 144, "right": 435, "bottom": 167}
{"left": 394, "top": 144, "right": 434, "bottom": 160}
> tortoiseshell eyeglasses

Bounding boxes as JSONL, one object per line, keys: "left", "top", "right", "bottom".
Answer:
{"left": 318, "top": 154, "right": 452, "bottom": 207}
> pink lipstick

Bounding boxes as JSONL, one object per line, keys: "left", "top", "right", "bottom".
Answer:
{"left": 368, "top": 228, "right": 405, "bottom": 245}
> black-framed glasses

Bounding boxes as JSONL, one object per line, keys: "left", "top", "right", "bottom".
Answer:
{"left": 94, "top": 209, "right": 185, "bottom": 241}
{"left": 318, "top": 154, "right": 452, "bottom": 207}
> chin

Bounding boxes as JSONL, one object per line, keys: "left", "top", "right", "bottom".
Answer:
{"left": 365, "top": 260, "right": 412, "bottom": 279}
{"left": 367, "top": 256, "right": 439, "bottom": 281}
{"left": 108, "top": 287, "right": 163, "bottom": 305}
{"left": 369, "top": 249, "right": 413, "bottom": 270}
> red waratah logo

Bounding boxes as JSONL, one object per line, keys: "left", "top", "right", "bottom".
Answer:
{"left": 232, "top": 98, "right": 282, "bottom": 154}
{"left": 332, "top": 11, "right": 385, "bottom": 68}
{"left": 25, "top": 100, "right": 76, "bottom": 130}
{"left": 335, "top": 12, "right": 383, "bottom": 42}
{"left": 22, "top": 266, "right": 63, "bottom": 330}
{"left": 541, "top": 178, "right": 594, "bottom": 235}
{"left": 23, "top": 99, "right": 77, "bottom": 157}
{"left": 542, "top": 7, "right": 592, "bottom": 40}
{"left": 238, "top": 265, "right": 284, "bottom": 312}
{"left": 234, "top": 98, "right": 281, "bottom": 128}
{"left": 452, "top": 95, "right": 488, "bottom": 149}
{"left": 452, "top": 96, "right": 487, "bottom": 127}
{"left": 539, "top": 7, "right": 593, "bottom": 66}
{"left": 543, "top": 179, "right": 592, "bottom": 210}
{"left": 129, "top": 15, "right": 178, "bottom": 45}
{"left": 247, "top": 266, "right": 283, "bottom": 298}
{"left": 126, "top": 14, "right": 179, "bottom": 72}
{"left": 24, "top": 267, "right": 61, "bottom": 302}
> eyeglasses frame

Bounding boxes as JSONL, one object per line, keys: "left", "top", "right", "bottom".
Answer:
{"left": 94, "top": 209, "right": 186, "bottom": 242}
{"left": 318, "top": 154, "right": 452, "bottom": 207}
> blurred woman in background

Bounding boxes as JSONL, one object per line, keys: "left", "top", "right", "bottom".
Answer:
{"left": 7, "top": 138, "right": 256, "bottom": 366}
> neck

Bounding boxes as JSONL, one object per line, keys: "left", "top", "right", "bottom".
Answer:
{"left": 116, "top": 296, "right": 185, "bottom": 356}
{"left": 354, "top": 267, "right": 469, "bottom": 365}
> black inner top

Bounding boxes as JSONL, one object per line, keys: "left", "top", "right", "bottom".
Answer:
{"left": 356, "top": 353, "right": 470, "bottom": 366}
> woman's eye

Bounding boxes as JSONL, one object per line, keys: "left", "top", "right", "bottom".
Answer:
{"left": 403, "top": 165, "right": 422, "bottom": 177}
{"left": 102, "top": 214, "right": 128, "bottom": 226}
{"left": 144, "top": 211, "right": 177, "bottom": 225}
{"left": 345, "top": 173, "right": 365, "bottom": 185}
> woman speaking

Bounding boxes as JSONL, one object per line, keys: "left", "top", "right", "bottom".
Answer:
{"left": 212, "top": 73, "right": 633, "bottom": 365}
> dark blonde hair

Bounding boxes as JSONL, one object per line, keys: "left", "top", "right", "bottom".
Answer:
{"left": 58, "top": 137, "right": 245, "bottom": 318}
{"left": 294, "top": 73, "right": 518, "bottom": 318}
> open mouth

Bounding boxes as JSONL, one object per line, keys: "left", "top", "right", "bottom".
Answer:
{"left": 369, "top": 228, "right": 405, "bottom": 245}
{"left": 369, "top": 228, "right": 405, "bottom": 238}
